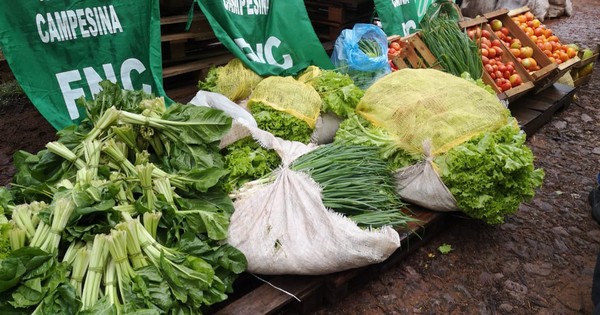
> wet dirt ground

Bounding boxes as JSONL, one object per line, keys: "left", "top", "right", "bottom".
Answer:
{"left": 0, "top": 1, "right": 599, "bottom": 314}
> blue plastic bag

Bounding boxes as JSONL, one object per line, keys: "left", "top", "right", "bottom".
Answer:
{"left": 331, "top": 23, "right": 391, "bottom": 89}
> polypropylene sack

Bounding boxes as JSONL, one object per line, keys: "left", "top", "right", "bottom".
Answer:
{"left": 330, "top": 23, "right": 391, "bottom": 89}
{"left": 394, "top": 141, "right": 458, "bottom": 211}
{"left": 226, "top": 124, "right": 401, "bottom": 275}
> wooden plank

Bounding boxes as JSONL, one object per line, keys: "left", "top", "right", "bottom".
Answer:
{"left": 162, "top": 54, "right": 234, "bottom": 78}
{"left": 507, "top": 6, "right": 531, "bottom": 17}
{"left": 213, "top": 276, "right": 323, "bottom": 315}
{"left": 510, "top": 83, "right": 575, "bottom": 136}
{"left": 458, "top": 16, "right": 488, "bottom": 29}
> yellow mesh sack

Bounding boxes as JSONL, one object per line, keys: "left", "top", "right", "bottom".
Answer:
{"left": 248, "top": 76, "right": 322, "bottom": 128}
{"left": 356, "top": 68, "right": 511, "bottom": 156}
{"left": 210, "top": 58, "right": 263, "bottom": 102}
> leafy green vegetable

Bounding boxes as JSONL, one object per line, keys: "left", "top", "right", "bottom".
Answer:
{"left": 421, "top": 16, "right": 483, "bottom": 79}
{"left": 306, "top": 69, "right": 364, "bottom": 118}
{"left": 0, "top": 81, "right": 247, "bottom": 313}
{"left": 334, "top": 114, "right": 418, "bottom": 169}
{"left": 461, "top": 72, "right": 496, "bottom": 95}
{"left": 436, "top": 119, "right": 545, "bottom": 224}
{"left": 221, "top": 137, "right": 281, "bottom": 193}
{"left": 249, "top": 102, "right": 313, "bottom": 143}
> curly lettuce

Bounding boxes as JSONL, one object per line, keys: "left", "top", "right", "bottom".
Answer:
{"left": 222, "top": 137, "right": 281, "bottom": 193}
{"left": 249, "top": 102, "right": 313, "bottom": 143}
{"left": 436, "top": 119, "right": 545, "bottom": 224}
{"left": 308, "top": 70, "right": 364, "bottom": 118}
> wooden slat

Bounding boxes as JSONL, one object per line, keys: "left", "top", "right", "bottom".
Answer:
{"left": 510, "top": 83, "right": 576, "bottom": 136}
{"left": 214, "top": 276, "right": 323, "bottom": 315}
{"left": 162, "top": 54, "right": 233, "bottom": 78}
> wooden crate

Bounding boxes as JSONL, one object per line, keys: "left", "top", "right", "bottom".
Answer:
{"left": 484, "top": 9, "right": 558, "bottom": 84}
{"left": 460, "top": 21, "right": 535, "bottom": 102}
{"left": 501, "top": 7, "right": 581, "bottom": 92}
{"left": 388, "top": 33, "right": 441, "bottom": 70}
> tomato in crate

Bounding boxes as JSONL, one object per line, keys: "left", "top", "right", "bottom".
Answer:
{"left": 464, "top": 21, "right": 534, "bottom": 102}
{"left": 483, "top": 8, "right": 558, "bottom": 84}
{"left": 507, "top": 6, "right": 580, "bottom": 84}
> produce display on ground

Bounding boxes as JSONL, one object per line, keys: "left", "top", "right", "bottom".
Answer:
{"left": 0, "top": 1, "right": 596, "bottom": 314}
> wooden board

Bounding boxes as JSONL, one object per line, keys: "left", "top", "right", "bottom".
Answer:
{"left": 509, "top": 83, "right": 576, "bottom": 136}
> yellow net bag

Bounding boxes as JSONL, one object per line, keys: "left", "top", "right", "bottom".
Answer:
{"left": 356, "top": 68, "right": 511, "bottom": 156}
{"left": 200, "top": 58, "right": 263, "bottom": 102}
{"left": 248, "top": 76, "right": 322, "bottom": 128}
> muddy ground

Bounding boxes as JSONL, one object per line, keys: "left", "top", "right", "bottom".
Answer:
{"left": 0, "top": 1, "right": 599, "bottom": 314}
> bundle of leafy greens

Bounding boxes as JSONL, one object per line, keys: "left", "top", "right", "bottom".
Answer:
{"left": 298, "top": 67, "right": 364, "bottom": 118}
{"left": 290, "top": 143, "right": 415, "bottom": 228}
{"left": 0, "top": 81, "right": 247, "bottom": 314}
{"left": 334, "top": 114, "right": 418, "bottom": 170}
{"left": 435, "top": 118, "right": 545, "bottom": 224}
{"left": 249, "top": 103, "right": 314, "bottom": 143}
{"left": 221, "top": 137, "right": 281, "bottom": 193}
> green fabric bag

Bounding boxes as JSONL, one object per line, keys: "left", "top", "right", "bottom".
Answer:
{"left": 195, "top": 0, "right": 333, "bottom": 76}
{"left": 375, "top": 0, "right": 456, "bottom": 36}
{"left": 0, "top": 0, "right": 167, "bottom": 130}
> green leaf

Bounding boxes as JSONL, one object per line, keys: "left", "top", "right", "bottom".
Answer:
{"left": 249, "top": 102, "right": 313, "bottom": 143}
{"left": 161, "top": 103, "right": 233, "bottom": 145}
{"left": 438, "top": 243, "right": 452, "bottom": 254}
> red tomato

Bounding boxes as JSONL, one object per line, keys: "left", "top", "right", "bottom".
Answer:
{"left": 494, "top": 46, "right": 503, "bottom": 56}
{"left": 484, "top": 64, "right": 494, "bottom": 73}
{"left": 495, "top": 70, "right": 504, "bottom": 79}
{"left": 390, "top": 41, "right": 401, "bottom": 51}
{"left": 492, "top": 39, "right": 502, "bottom": 47}
{"left": 482, "top": 29, "right": 491, "bottom": 39}
{"left": 506, "top": 64, "right": 515, "bottom": 73}
{"left": 509, "top": 74, "right": 522, "bottom": 86}
{"left": 503, "top": 70, "right": 511, "bottom": 79}
{"left": 481, "top": 56, "right": 490, "bottom": 65}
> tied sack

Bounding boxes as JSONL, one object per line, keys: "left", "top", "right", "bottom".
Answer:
{"left": 226, "top": 124, "right": 400, "bottom": 275}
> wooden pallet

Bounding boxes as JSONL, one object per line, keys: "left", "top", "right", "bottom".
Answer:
{"left": 388, "top": 33, "right": 441, "bottom": 70}
{"left": 305, "top": 0, "right": 374, "bottom": 41}
{"left": 207, "top": 208, "right": 448, "bottom": 315}
{"left": 509, "top": 82, "right": 576, "bottom": 136}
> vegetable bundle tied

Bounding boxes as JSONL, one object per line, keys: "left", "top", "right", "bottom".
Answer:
{"left": 420, "top": 15, "right": 483, "bottom": 79}
{"left": 290, "top": 143, "right": 415, "bottom": 228}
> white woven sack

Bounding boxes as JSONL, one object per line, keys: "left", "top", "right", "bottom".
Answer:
{"left": 393, "top": 141, "right": 458, "bottom": 212}
{"left": 227, "top": 124, "right": 401, "bottom": 275}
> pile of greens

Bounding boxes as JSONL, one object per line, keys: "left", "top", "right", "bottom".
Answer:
{"left": 290, "top": 143, "right": 414, "bottom": 228}
{"left": 249, "top": 103, "right": 314, "bottom": 143}
{"left": 436, "top": 119, "right": 545, "bottom": 224}
{"left": 306, "top": 69, "right": 364, "bottom": 119}
{"left": 334, "top": 114, "right": 418, "bottom": 170}
{"left": 221, "top": 137, "right": 281, "bottom": 193}
{"left": 0, "top": 81, "right": 247, "bottom": 314}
